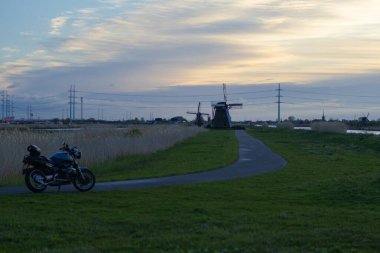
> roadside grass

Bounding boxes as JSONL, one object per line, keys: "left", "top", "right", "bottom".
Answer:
{"left": 0, "top": 128, "right": 380, "bottom": 252}
{"left": 93, "top": 130, "right": 238, "bottom": 181}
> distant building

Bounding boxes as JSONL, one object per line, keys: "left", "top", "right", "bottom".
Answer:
{"left": 169, "top": 116, "right": 187, "bottom": 124}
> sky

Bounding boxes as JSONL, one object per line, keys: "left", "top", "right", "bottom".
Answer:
{"left": 1, "top": 0, "right": 380, "bottom": 121}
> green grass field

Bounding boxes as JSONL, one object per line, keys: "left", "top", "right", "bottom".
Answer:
{"left": 1, "top": 128, "right": 380, "bottom": 253}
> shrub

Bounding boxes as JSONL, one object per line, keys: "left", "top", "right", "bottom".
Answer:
{"left": 311, "top": 121, "right": 347, "bottom": 134}
{"left": 277, "top": 121, "right": 294, "bottom": 129}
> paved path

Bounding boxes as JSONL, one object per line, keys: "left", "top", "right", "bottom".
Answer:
{"left": 0, "top": 130, "right": 287, "bottom": 196}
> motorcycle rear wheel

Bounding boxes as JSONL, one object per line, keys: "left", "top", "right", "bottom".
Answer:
{"left": 25, "top": 169, "right": 47, "bottom": 193}
{"left": 73, "top": 168, "right": 96, "bottom": 192}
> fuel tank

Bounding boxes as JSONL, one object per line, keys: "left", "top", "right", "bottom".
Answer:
{"left": 50, "top": 151, "right": 73, "bottom": 168}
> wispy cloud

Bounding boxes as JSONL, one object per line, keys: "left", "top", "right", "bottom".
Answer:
{"left": 1, "top": 47, "right": 20, "bottom": 52}
{"left": 49, "top": 16, "right": 69, "bottom": 36}
{"left": 77, "top": 8, "right": 96, "bottom": 15}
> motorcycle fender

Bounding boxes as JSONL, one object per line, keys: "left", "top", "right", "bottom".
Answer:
{"left": 22, "top": 163, "right": 34, "bottom": 175}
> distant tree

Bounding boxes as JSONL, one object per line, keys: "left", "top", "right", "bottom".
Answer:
{"left": 62, "top": 118, "right": 70, "bottom": 125}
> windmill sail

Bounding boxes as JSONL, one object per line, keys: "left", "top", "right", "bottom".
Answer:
{"left": 228, "top": 103, "right": 243, "bottom": 109}
{"left": 187, "top": 102, "right": 209, "bottom": 127}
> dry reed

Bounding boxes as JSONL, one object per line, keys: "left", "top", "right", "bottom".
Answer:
{"left": 0, "top": 125, "right": 204, "bottom": 180}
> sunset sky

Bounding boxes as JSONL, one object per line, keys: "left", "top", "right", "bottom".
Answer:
{"left": 1, "top": 0, "right": 380, "bottom": 121}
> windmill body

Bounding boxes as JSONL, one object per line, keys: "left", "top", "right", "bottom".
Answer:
{"left": 212, "top": 102, "right": 232, "bottom": 128}
{"left": 211, "top": 84, "right": 242, "bottom": 129}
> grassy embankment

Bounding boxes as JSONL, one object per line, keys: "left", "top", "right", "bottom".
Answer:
{"left": 1, "top": 128, "right": 380, "bottom": 252}
{"left": 93, "top": 129, "right": 238, "bottom": 181}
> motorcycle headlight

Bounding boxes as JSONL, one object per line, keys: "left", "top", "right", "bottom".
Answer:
{"left": 72, "top": 148, "right": 81, "bottom": 159}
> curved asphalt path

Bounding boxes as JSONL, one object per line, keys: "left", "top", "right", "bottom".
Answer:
{"left": 0, "top": 130, "right": 287, "bottom": 196}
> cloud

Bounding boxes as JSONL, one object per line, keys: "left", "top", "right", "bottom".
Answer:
{"left": 20, "top": 31, "right": 34, "bottom": 37}
{"left": 97, "top": 0, "right": 126, "bottom": 8}
{"left": 1, "top": 47, "right": 20, "bottom": 52}
{"left": 49, "top": 16, "right": 69, "bottom": 36}
{"left": 1, "top": 0, "right": 380, "bottom": 120}
{"left": 77, "top": 8, "right": 96, "bottom": 15}
{"left": 1, "top": 48, "right": 20, "bottom": 60}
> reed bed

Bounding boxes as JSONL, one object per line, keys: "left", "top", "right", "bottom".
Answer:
{"left": 0, "top": 125, "right": 205, "bottom": 180}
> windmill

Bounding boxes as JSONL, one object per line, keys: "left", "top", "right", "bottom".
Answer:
{"left": 211, "top": 83, "right": 242, "bottom": 128}
{"left": 359, "top": 113, "right": 370, "bottom": 126}
{"left": 187, "top": 102, "right": 210, "bottom": 127}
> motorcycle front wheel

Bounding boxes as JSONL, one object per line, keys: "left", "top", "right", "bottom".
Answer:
{"left": 73, "top": 168, "right": 96, "bottom": 192}
{"left": 25, "top": 169, "right": 47, "bottom": 193}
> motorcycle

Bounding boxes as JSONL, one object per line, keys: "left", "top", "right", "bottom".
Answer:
{"left": 22, "top": 142, "right": 96, "bottom": 193}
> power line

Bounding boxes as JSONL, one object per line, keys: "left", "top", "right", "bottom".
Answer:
{"left": 83, "top": 102, "right": 195, "bottom": 109}
{"left": 282, "top": 102, "right": 378, "bottom": 110}
{"left": 282, "top": 95, "right": 326, "bottom": 101}
{"left": 76, "top": 88, "right": 275, "bottom": 98}
{"left": 77, "top": 90, "right": 219, "bottom": 98}
{"left": 244, "top": 102, "right": 276, "bottom": 106}
{"left": 13, "top": 100, "right": 64, "bottom": 105}
{"left": 285, "top": 89, "right": 379, "bottom": 98}
{"left": 12, "top": 92, "right": 67, "bottom": 100}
